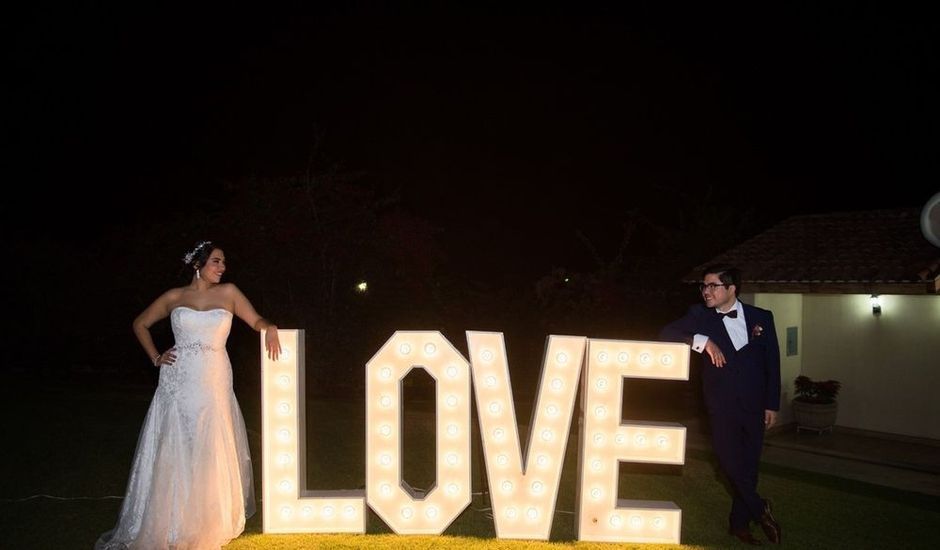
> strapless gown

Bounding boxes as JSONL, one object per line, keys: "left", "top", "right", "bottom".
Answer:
{"left": 96, "top": 307, "right": 255, "bottom": 550}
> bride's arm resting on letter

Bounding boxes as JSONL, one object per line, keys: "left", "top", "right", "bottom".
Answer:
{"left": 229, "top": 284, "right": 281, "bottom": 360}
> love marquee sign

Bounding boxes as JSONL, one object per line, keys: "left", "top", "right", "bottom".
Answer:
{"left": 260, "top": 330, "right": 690, "bottom": 544}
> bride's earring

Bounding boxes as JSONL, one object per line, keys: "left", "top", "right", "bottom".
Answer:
{"left": 196, "top": 269, "right": 201, "bottom": 280}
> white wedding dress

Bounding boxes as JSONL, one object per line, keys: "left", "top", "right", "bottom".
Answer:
{"left": 97, "top": 307, "right": 255, "bottom": 550}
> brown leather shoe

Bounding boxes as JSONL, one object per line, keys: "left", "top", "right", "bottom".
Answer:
{"left": 729, "top": 526, "right": 763, "bottom": 545}
{"left": 758, "top": 499, "right": 781, "bottom": 544}
{"left": 762, "top": 498, "right": 775, "bottom": 518}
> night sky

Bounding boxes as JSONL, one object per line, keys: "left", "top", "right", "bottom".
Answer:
{"left": 8, "top": 4, "right": 939, "bottom": 302}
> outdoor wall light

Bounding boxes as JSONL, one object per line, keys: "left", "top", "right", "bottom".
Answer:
{"left": 870, "top": 294, "right": 882, "bottom": 316}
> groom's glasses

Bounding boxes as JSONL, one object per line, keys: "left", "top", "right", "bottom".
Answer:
{"left": 699, "top": 283, "right": 728, "bottom": 292}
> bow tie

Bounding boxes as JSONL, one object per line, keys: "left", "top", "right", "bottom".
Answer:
{"left": 718, "top": 309, "right": 738, "bottom": 319}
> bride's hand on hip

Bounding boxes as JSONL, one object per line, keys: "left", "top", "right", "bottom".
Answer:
{"left": 155, "top": 348, "right": 177, "bottom": 367}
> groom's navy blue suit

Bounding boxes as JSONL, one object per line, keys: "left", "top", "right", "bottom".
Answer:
{"left": 661, "top": 302, "right": 781, "bottom": 530}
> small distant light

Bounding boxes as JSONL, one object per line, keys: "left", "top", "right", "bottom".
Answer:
{"left": 356, "top": 281, "right": 368, "bottom": 293}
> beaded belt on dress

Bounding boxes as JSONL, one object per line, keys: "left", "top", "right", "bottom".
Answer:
{"left": 175, "top": 342, "right": 223, "bottom": 353}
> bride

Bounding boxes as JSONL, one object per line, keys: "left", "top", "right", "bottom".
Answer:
{"left": 96, "top": 240, "right": 281, "bottom": 550}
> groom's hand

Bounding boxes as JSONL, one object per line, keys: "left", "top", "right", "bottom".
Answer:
{"left": 704, "top": 339, "right": 726, "bottom": 367}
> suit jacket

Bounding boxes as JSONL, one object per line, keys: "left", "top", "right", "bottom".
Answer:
{"left": 661, "top": 303, "right": 781, "bottom": 414}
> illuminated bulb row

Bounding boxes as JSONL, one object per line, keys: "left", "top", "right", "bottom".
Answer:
{"left": 395, "top": 340, "right": 445, "bottom": 357}
{"left": 589, "top": 431, "right": 672, "bottom": 449}
{"left": 592, "top": 350, "right": 677, "bottom": 369}
{"left": 607, "top": 514, "right": 668, "bottom": 530}
{"left": 499, "top": 479, "right": 547, "bottom": 495}
{"left": 492, "top": 452, "right": 551, "bottom": 469}
{"left": 377, "top": 363, "right": 465, "bottom": 381}
{"left": 278, "top": 503, "right": 360, "bottom": 520}
{"left": 500, "top": 506, "right": 542, "bottom": 520}
{"left": 268, "top": 351, "right": 298, "bottom": 478}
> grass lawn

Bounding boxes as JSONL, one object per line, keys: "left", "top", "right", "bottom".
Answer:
{"left": 2, "top": 373, "right": 938, "bottom": 549}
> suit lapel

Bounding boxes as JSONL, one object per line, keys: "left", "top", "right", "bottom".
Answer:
{"left": 710, "top": 309, "right": 736, "bottom": 351}
{"left": 743, "top": 304, "right": 755, "bottom": 346}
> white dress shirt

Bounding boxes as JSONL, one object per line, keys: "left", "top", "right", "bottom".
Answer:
{"left": 692, "top": 300, "right": 747, "bottom": 352}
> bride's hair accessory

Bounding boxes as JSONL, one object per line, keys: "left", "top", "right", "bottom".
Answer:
{"left": 182, "top": 240, "right": 213, "bottom": 266}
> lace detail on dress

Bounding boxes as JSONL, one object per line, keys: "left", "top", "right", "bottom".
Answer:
{"left": 175, "top": 341, "right": 223, "bottom": 353}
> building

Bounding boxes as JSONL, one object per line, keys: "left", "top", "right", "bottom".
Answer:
{"left": 685, "top": 208, "right": 940, "bottom": 440}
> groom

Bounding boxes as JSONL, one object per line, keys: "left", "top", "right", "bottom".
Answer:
{"left": 661, "top": 264, "right": 782, "bottom": 545}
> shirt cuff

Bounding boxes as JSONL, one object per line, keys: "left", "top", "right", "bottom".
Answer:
{"left": 692, "top": 334, "right": 708, "bottom": 353}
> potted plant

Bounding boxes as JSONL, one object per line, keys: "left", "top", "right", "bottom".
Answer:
{"left": 791, "top": 375, "right": 842, "bottom": 434}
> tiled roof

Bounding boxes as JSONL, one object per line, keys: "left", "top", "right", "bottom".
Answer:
{"left": 685, "top": 208, "right": 940, "bottom": 294}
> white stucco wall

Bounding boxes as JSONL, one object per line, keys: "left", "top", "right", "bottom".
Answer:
{"left": 798, "top": 294, "right": 940, "bottom": 440}
{"left": 748, "top": 294, "right": 804, "bottom": 425}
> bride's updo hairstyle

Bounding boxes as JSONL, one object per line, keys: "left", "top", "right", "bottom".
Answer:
{"left": 182, "top": 240, "right": 215, "bottom": 269}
